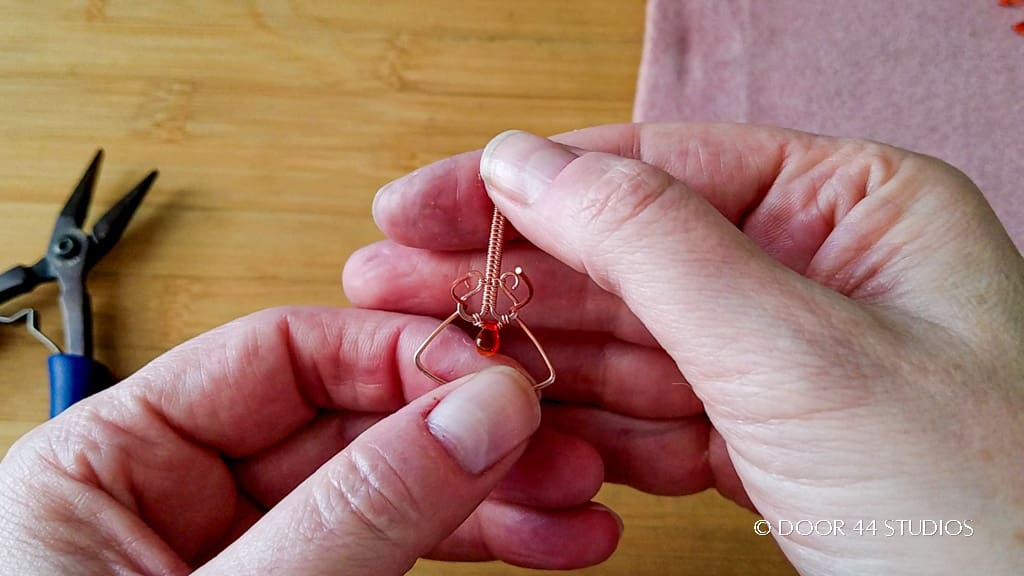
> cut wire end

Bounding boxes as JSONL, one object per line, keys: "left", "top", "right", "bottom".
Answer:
{"left": 0, "top": 309, "right": 61, "bottom": 354}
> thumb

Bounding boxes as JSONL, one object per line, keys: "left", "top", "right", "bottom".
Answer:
{"left": 196, "top": 365, "right": 540, "bottom": 576}
{"left": 479, "top": 130, "right": 866, "bottom": 387}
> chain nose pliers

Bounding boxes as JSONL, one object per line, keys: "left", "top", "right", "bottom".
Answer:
{"left": 0, "top": 150, "right": 157, "bottom": 416}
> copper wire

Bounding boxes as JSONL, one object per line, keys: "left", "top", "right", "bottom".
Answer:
{"left": 414, "top": 199, "right": 555, "bottom": 390}
{"left": 480, "top": 205, "right": 506, "bottom": 319}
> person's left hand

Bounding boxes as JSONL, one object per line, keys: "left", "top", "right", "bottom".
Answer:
{"left": 345, "top": 133, "right": 721, "bottom": 504}
{"left": 0, "top": 307, "right": 621, "bottom": 575}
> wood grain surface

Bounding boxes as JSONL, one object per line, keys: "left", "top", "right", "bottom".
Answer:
{"left": 0, "top": 2, "right": 795, "bottom": 574}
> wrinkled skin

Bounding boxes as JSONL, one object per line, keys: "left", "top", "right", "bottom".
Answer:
{"left": 347, "top": 124, "right": 1024, "bottom": 574}
{"left": 0, "top": 309, "right": 622, "bottom": 575}
{"left": 1, "top": 122, "right": 1021, "bottom": 575}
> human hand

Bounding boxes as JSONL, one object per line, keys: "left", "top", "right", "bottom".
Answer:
{"left": 346, "top": 124, "right": 1024, "bottom": 574}
{"left": 0, "top": 308, "right": 621, "bottom": 575}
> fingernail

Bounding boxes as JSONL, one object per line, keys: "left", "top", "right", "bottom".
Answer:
{"left": 427, "top": 366, "right": 541, "bottom": 474}
{"left": 587, "top": 503, "right": 625, "bottom": 537}
{"left": 371, "top": 181, "right": 393, "bottom": 226}
{"left": 480, "top": 130, "right": 579, "bottom": 205}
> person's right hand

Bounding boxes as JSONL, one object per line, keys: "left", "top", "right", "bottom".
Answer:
{"left": 345, "top": 124, "right": 1024, "bottom": 574}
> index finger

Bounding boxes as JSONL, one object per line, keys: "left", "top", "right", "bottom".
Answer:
{"left": 372, "top": 123, "right": 791, "bottom": 250}
{"left": 100, "top": 307, "right": 502, "bottom": 458}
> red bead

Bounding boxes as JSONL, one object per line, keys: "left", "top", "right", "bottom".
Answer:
{"left": 1015, "top": 21, "right": 1024, "bottom": 35}
{"left": 475, "top": 321, "right": 500, "bottom": 356}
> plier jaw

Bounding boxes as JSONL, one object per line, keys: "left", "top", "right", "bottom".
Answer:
{"left": 0, "top": 150, "right": 158, "bottom": 416}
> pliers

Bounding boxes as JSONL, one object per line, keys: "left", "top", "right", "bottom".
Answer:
{"left": 0, "top": 151, "right": 157, "bottom": 417}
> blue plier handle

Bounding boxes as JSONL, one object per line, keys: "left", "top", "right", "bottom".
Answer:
{"left": 0, "top": 151, "right": 157, "bottom": 417}
{"left": 47, "top": 354, "right": 113, "bottom": 417}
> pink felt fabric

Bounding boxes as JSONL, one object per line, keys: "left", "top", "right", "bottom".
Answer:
{"left": 635, "top": 0, "right": 1024, "bottom": 247}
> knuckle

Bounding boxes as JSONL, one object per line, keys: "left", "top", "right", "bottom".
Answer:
{"left": 301, "top": 443, "right": 419, "bottom": 546}
{"left": 239, "top": 305, "right": 298, "bottom": 327}
{"left": 849, "top": 141, "right": 901, "bottom": 188}
{"left": 825, "top": 139, "right": 988, "bottom": 236}
{"left": 574, "top": 157, "right": 679, "bottom": 238}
